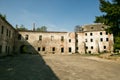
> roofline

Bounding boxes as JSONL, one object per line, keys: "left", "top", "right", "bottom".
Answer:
{"left": 0, "top": 16, "right": 16, "bottom": 31}
{"left": 18, "top": 30, "right": 68, "bottom": 33}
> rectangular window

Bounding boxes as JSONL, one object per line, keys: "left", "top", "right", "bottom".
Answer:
{"left": 91, "top": 46, "right": 93, "bottom": 49}
{"left": 85, "top": 33, "right": 87, "bottom": 36}
{"left": 6, "top": 29, "right": 8, "bottom": 36}
{"left": 100, "top": 38, "right": 103, "bottom": 42}
{"left": 52, "top": 47, "right": 55, "bottom": 51}
{"left": 90, "top": 39, "right": 93, "bottom": 42}
{"left": 76, "top": 47, "right": 78, "bottom": 50}
{"left": 69, "top": 39, "right": 71, "bottom": 43}
{"left": 69, "top": 47, "right": 72, "bottom": 52}
{"left": 38, "top": 47, "right": 40, "bottom": 51}
{"left": 106, "top": 32, "right": 108, "bottom": 35}
{"left": 61, "top": 47, "right": 64, "bottom": 53}
{"left": 85, "top": 39, "right": 87, "bottom": 42}
{"left": 86, "top": 46, "right": 88, "bottom": 49}
{"left": 0, "top": 45, "right": 2, "bottom": 53}
{"left": 106, "top": 38, "right": 109, "bottom": 41}
{"left": 100, "top": 32, "right": 102, "bottom": 35}
{"left": 61, "top": 36, "right": 64, "bottom": 41}
{"left": 39, "top": 35, "right": 42, "bottom": 41}
{"left": 9, "top": 31, "right": 11, "bottom": 38}
{"left": 104, "top": 46, "right": 106, "bottom": 49}
{"left": 90, "top": 33, "right": 93, "bottom": 36}
{"left": 18, "top": 34, "right": 21, "bottom": 40}
{"left": 76, "top": 39, "right": 78, "bottom": 43}
{"left": 25, "top": 35, "right": 29, "bottom": 40}
{"left": 42, "top": 47, "right": 45, "bottom": 51}
{"left": 1, "top": 26, "right": 4, "bottom": 34}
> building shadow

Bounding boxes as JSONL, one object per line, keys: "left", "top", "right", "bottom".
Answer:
{"left": 0, "top": 33, "right": 59, "bottom": 80}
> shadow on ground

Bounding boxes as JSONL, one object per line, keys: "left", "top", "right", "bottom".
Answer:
{"left": 0, "top": 54, "right": 59, "bottom": 80}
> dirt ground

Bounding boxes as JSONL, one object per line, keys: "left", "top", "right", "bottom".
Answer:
{"left": 0, "top": 54, "right": 120, "bottom": 80}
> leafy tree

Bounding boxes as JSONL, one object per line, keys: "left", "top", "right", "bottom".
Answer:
{"left": 0, "top": 13, "right": 6, "bottom": 20}
{"left": 36, "top": 26, "right": 47, "bottom": 32}
{"left": 95, "top": 0, "right": 120, "bottom": 50}
{"left": 95, "top": 0, "right": 120, "bottom": 35}
{"left": 16, "top": 24, "right": 28, "bottom": 30}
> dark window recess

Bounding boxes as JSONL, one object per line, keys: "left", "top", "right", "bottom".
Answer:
{"left": 6, "top": 46, "right": 7, "bottom": 53}
{"left": 1, "top": 26, "right": 4, "bottom": 34}
{"left": 76, "top": 39, "right": 78, "bottom": 43}
{"left": 85, "top": 33, "right": 87, "bottom": 36}
{"left": 104, "top": 46, "right": 106, "bottom": 49}
{"left": 100, "top": 32, "right": 102, "bottom": 35}
{"left": 39, "top": 35, "right": 42, "bottom": 40}
{"left": 25, "top": 35, "right": 29, "bottom": 40}
{"left": 38, "top": 47, "right": 40, "bottom": 51}
{"left": 6, "top": 29, "right": 8, "bottom": 36}
{"left": 61, "top": 36, "right": 64, "bottom": 41}
{"left": 76, "top": 47, "right": 78, "bottom": 50}
{"left": 0, "top": 45, "right": 2, "bottom": 53}
{"left": 91, "top": 46, "right": 93, "bottom": 49}
{"left": 69, "top": 47, "right": 72, "bottom": 52}
{"left": 106, "top": 32, "right": 108, "bottom": 35}
{"left": 90, "top": 39, "right": 93, "bottom": 42}
{"left": 100, "top": 38, "right": 103, "bottom": 42}
{"left": 18, "top": 34, "right": 21, "bottom": 40}
{"left": 91, "top": 27, "right": 93, "bottom": 29}
{"left": 9, "top": 31, "right": 11, "bottom": 38}
{"left": 88, "top": 51, "right": 91, "bottom": 54}
{"left": 90, "top": 33, "right": 93, "bottom": 36}
{"left": 42, "top": 47, "right": 45, "bottom": 51}
{"left": 86, "top": 46, "right": 88, "bottom": 49}
{"left": 52, "top": 47, "right": 55, "bottom": 51}
{"left": 106, "top": 38, "right": 109, "bottom": 41}
{"left": 69, "top": 39, "right": 71, "bottom": 42}
{"left": 61, "top": 48, "right": 64, "bottom": 53}
{"left": 85, "top": 39, "right": 87, "bottom": 42}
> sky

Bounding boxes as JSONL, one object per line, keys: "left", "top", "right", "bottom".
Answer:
{"left": 0, "top": 0, "right": 103, "bottom": 32}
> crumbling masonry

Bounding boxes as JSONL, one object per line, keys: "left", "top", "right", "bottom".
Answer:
{"left": 0, "top": 16, "right": 114, "bottom": 56}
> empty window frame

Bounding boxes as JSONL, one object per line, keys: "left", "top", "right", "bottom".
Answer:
{"left": 86, "top": 46, "right": 88, "bottom": 49}
{"left": 42, "top": 47, "right": 45, "bottom": 51}
{"left": 69, "top": 39, "right": 71, "bottom": 43}
{"left": 100, "top": 38, "right": 103, "bottom": 42}
{"left": 52, "top": 47, "right": 55, "bottom": 51}
{"left": 104, "top": 46, "right": 106, "bottom": 49}
{"left": 91, "top": 46, "right": 93, "bottom": 49}
{"left": 91, "top": 27, "right": 93, "bottom": 29}
{"left": 100, "top": 32, "right": 102, "bottom": 35}
{"left": 39, "top": 35, "right": 42, "bottom": 41}
{"left": 76, "top": 47, "right": 78, "bottom": 50}
{"left": 61, "top": 47, "right": 64, "bottom": 53}
{"left": 61, "top": 36, "right": 64, "bottom": 41}
{"left": 0, "top": 45, "right": 2, "bottom": 53}
{"left": 69, "top": 47, "right": 72, "bottom": 52}
{"left": 1, "top": 26, "right": 4, "bottom": 34}
{"left": 90, "top": 33, "right": 93, "bottom": 36}
{"left": 25, "top": 34, "right": 29, "bottom": 40}
{"left": 6, "top": 29, "right": 8, "bottom": 36}
{"left": 38, "top": 47, "right": 40, "bottom": 51}
{"left": 90, "top": 39, "right": 93, "bottom": 42}
{"left": 18, "top": 34, "right": 21, "bottom": 40}
{"left": 85, "top": 39, "right": 87, "bottom": 42}
{"left": 85, "top": 33, "right": 87, "bottom": 36}
{"left": 106, "top": 38, "right": 109, "bottom": 41}
{"left": 9, "top": 31, "right": 11, "bottom": 38}
{"left": 106, "top": 32, "right": 108, "bottom": 35}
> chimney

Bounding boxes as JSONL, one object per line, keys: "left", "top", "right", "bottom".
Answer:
{"left": 33, "top": 23, "right": 35, "bottom": 31}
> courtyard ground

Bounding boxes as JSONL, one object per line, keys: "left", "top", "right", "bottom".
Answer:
{"left": 0, "top": 54, "right": 120, "bottom": 80}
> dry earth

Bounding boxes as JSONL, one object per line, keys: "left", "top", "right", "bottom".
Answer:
{"left": 0, "top": 54, "right": 120, "bottom": 80}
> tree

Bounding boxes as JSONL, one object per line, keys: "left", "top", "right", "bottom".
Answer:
{"left": 95, "top": 0, "right": 120, "bottom": 50}
{"left": 95, "top": 0, "right": 120, "bottom": 35}
{"left": 0, "top": 13, "right": 6, "bottom": 20}
{"left": 36, "top": 26, "right": 47, "bottom": 32}
{"left": 16, "top": 24, "right": 28, "bottom": 31}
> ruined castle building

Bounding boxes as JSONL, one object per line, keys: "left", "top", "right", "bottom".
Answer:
{"left": 0, "top": 16, "right": 17, "bottom": 56}
{"left": 0, "top": 16, "right": 114, "bottom": 56}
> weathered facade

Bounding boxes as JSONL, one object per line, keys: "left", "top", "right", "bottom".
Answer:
{"left": 0, "top": 16, "right": 114, "bottom": 56}
{"left": 17, "top": 24, "right": 113, "bottom": 54}
{"left": 0, "top": 16, "right": 17, "bottom": 56}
